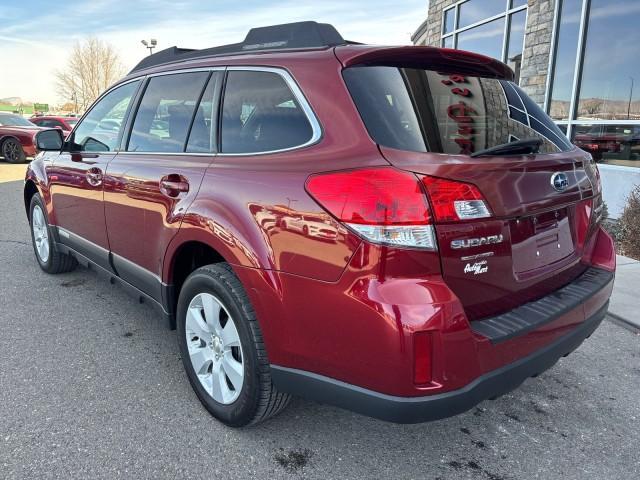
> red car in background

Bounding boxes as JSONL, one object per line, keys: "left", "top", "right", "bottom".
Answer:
{"left": 0, "top": 113, "right": 42, "bottom": 163}
{"left": 30, "top": 115, "right": 78, "bottom": 138}
{"left": 573, "top": 124, "right": 640, "bottom": 161}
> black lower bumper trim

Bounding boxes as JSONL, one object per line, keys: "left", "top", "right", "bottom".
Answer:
{"left": 271, "top": 301, "right": 608, "bottom": 424}
{"left": 470, "top": 267, "right": 614, "bottom": 344}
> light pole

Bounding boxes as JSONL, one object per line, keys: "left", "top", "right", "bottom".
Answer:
{"left": 141, "top": 38, "right": 158, "bottom": 55}
{"left": 627, "top": 76, "right": 634, "bottom": 120}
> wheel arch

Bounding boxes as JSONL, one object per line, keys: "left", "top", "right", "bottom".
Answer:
{"left": 24, "top": 179, "right": 39, "bottom": 217}
{"left": 1, "top": 135, "right": 21, "bottom": 151}
{"left": 163, "top": 236, "right": 231, "bottom": 328}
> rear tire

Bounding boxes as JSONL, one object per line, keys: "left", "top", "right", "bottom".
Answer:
{"left": 2, "top": 138, "right": 27, "bottom": 163}
{"left": 177, "top": 263, "right": 290, "bottom": 427}
{"left": 29, "top": 194, "right": 77, "bottom": 274}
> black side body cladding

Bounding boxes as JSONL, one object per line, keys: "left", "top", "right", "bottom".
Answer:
{"left": 53, "top": 227, "right": 175, "bottom": 328}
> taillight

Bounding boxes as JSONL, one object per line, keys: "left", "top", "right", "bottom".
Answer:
{"left": 421, "top": 176, "right": 491, "bottom": 222}
{"left": 305, "top": 167, "right": 436, "bottom": 249}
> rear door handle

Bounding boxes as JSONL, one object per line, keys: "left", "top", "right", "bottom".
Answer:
{"left": 160, "top": 174, "right": 189, "bottom": 198}
{"left": 86, "top": 167, "right": 103, "bottom": 187}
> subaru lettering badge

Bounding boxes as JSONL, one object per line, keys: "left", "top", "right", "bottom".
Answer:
{"left": 551, "top": 172, "right": 569, "bottom": 192}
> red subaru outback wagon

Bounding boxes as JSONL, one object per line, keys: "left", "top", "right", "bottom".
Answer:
{"left": 26, "top": 22, "right": 615, "bottom": 427}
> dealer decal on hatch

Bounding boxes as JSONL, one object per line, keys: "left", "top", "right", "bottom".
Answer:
{"left": 464, "top": 260, "right": 488, "bottom": 275}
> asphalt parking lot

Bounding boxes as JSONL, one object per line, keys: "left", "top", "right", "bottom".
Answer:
{"left": 1, "top": 169, "right": 639, "bottom": 479}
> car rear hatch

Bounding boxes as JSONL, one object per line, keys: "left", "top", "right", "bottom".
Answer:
{"left": 339, "top": 47, "right": 603, "bottom": 320}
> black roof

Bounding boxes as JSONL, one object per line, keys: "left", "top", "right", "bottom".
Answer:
{"left": 130, "top": 21, "right": 347, "bottom": 74}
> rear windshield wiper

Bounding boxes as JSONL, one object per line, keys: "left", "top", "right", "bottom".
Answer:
{"left": 470, "top": 138, "right": 543, "bottom": 158}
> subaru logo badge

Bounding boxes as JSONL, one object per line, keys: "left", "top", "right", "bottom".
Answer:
{"left": 551, "top": 172, "right": 569, "bottom": 192}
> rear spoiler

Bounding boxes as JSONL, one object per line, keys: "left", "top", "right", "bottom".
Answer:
{"left": 334, "top": 45, "right": 514, "bottom": 81}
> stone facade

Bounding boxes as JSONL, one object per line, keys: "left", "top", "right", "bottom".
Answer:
{"left": 519, "top": 0, "right": 556, "bottom": 105}
{"left": 412, "top": 0, "right": 457, "bottom": 47}
{"left": 411, "top": 0, "right": 557, "bottom": 107}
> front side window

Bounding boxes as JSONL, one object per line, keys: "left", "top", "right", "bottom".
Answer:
{"left": 220, "top": 70, "right": 313, "bottom": 154}
{"left": 72, "top": 81, "right": 140, "bottom": 152}
{"left": 344, "top": 66, "right": 573, "bottom": 156}
{"left": 128, "top": 72, "right": 209, "bottom": 153}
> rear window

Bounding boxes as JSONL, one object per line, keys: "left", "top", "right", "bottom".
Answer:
{"left": 343, "top": 66, "right": 573, "bottom": 155}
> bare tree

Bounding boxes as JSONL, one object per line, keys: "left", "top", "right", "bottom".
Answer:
{"left": 581, "top": 99, "right": 604, "bottom": 116}
{"left": 55, "top": 38, "right": 125, "bottom": 112}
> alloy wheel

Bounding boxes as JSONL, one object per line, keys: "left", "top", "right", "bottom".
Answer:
{"left": 31, "top": 205, "right": 50, "bottom": 263}
{"left": 3, "top": 140, "right": 20, "bottom": 162}
{"left": 185, "top": 293, "right": 244, "bottom": 404}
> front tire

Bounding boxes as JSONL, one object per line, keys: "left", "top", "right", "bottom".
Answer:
{"left": 177, "top": 263, "right": 290, "bottom": 427}
{"left": 2, "top": 138, "right": 27, "bottom": 163}
{"left": 29, "top": 194, "right": 77, "bottom": 274}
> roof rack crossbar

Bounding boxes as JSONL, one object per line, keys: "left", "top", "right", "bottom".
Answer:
{"left": 129, "top": 21, "right": 345, "bottom": 74}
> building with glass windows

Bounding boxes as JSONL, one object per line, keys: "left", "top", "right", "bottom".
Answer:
{"left": 412, "top": 0, "right": 640, "bottom": 218}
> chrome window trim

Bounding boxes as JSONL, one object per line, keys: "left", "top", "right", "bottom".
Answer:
{"left": 124, "top": 69, "right": 218, "bottom": 154}
{"left": 218, "top": 66, "right": 323, "bottom": 156}
{"left": 117, "top": 151, "right": 215, "bottom": 157}
{"left": 105, "top": 66, "right": 322, "bottom": 157}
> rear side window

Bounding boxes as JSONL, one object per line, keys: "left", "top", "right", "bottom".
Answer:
{"left": 186, "top": 72, "right": 222, "bottom": 153}
{"left": 220, "top": 70, "right": 313, "bottom": 154}
{"left": 128, "top": 72, "right": 209, "bottom": 153}
{"left": 343, "top": 66, "right": 573, "bottom": 155}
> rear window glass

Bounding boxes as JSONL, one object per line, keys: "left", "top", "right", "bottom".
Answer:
{"left": 343, "top": 66, "right": 573, "bottom": 155}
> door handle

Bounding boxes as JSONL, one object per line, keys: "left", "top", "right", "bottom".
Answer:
{"left": 160, "top": 174, "right": 189, "bottom": 198}
{"left": 86, "top": 167, "right": 103, "bottom": 187}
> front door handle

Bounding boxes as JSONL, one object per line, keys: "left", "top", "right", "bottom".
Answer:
{"left": 160, "top": 174, "right": 189, "bottom": 198}
{"left": 86, "top": 167, "right": 103, "bottom": 187}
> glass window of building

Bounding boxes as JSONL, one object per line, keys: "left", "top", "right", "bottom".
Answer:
{"left": 442, "top": 35, "right": 454, "bottom": 48}
{"left": 440, "top": 0, "right": 528, "bottom": 82}
{"left": 458, "top": 0, "right": 506, "bottom": 28}
{"left": 576, "top": 0, "right": 640, "bottom": 122}
{"left": 545, "top": 0, "right": 640, "bottom": 168}
{"left": 457, "top": 18, "right": 505, "bottom": 60}
{"left": 572, "top": 124, "right": 640, "bottom": 168}
{"left": 506, "top": 9, "right": 526, "bottom": 81}
{"left": 443, "top": 7, "right": 456, "bottom": 34}
{"left": 548, "top": 0, "right": 582, "bottom": 121}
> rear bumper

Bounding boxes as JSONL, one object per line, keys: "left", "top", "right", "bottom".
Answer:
{"left": 271, "top": 300, "right": 609, "bottom": 423}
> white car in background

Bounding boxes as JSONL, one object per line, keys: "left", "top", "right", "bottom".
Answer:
{"left": 279, "top": 214, "right": 338, "bottom": 241}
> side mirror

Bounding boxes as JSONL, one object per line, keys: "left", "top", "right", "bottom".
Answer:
{"left": 35, "top": 129, "right": 64, "bottom": 151}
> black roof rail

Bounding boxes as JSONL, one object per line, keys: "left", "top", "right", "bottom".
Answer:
{"left": 129, "top": 21, "right": 346, "bottom": 74}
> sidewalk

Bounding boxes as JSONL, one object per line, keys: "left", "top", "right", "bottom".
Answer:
{"left": 608, "top": 255, "right": 640, "bottom": 330}
{"left": 0, "top": 163, "right": 28, "bottom": 183}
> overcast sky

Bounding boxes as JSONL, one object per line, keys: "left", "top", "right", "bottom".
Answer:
{"left": 0, "top": 0, "right": 426, "bottom": 105}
